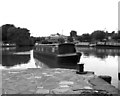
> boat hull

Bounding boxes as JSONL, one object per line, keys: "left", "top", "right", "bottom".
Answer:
{"left": 33, "top": 50, "right": 81, "bottom": 69}
{"left": 33, "top": 50, "right": 81, "bottom": 65}
{"left": 57, "top": 53, "right": 81, "bottom": 64}
{"left": 33, "top": 43, "right": 82, "bottom": 68}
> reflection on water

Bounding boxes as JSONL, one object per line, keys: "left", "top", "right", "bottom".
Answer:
{"left": 2, "top": 47, "right": 16, "bottom": 54}
{"left": 81, "top": 55, "right": 118, "bottom": 88}
{"left": 1, "top": 47, "right": 31, "bottom": 68}
{"left": 77, "top": 47, "right": 119, "bottom": 89}
{"left": 2, "top": 47, "right": 16, "bottom": 51}
{"left": 15, "top": 46, "right": 33, "bottom": 52}
{"left": 2, "top": 54, "right": 30, "bottom": 68}
{"left": 77, "top": 47, "right": 120, "bottom": 59}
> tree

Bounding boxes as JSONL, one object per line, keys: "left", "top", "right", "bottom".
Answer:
{"left": 15, "top": 28, "right": 32, "bottom": 46}
{"left": 57, "top": 33, "right": 60, "bottom": 36}
{"left": 2, "top": 24, "right": 15, "bottom": 42}
{"left": 81, "top": 33, "right": 91, "bottom": 42}
{"left": 76, "top": 36, "right": 82, "bottom": 42}
{"left": 70, "top": 30, "right": 77, "bottom": 37}
{"left": 35, "top": 37, "right": 45, "bottom": 43}
{"left": 112, "top": 33, "right": 120, "bottom": 41}
{"left": 58, "top": 37, "right": 65, "bottom": 43}
{"left": 41, "top": 40, "right": 49, "bottom": 44}
{"left": 7, "top": 27, "right": 18, "bottom": 43}
{"left": 67, "top": 36, "right": 73, "bottom": 42}
{"left": 1, "top": 24, "right": 34, "bottom": 46}
{"left": 91, "top": 30, "right": 106, "bottom": 41}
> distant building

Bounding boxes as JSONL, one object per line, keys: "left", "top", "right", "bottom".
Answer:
{"left": 45, "top": 33, "right": 67, "bottom": 43}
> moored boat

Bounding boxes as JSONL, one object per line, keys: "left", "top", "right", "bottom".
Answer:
{"left": 96, "top": 41, "right": 120, "bottom": 48}
{"left": 33, "top": 43, "right": 82, "bottom": 65}
{"left": 1, "top": 43, "right": 16, "bottom": 47}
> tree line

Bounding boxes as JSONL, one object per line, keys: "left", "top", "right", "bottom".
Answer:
{"left": 1, "top": 24, "right": 35, "bottom": 46}
{"left": 70, "top": 30, "right": 120, "bottom": 42}
{"left": 30, "top": 30, "right": 120, "bottom": 44}
{"left": 1, "top": 24, "right": 120, "bottom": 45}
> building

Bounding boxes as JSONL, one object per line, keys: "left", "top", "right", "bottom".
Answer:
{"left": 45, "top": 33, "right": 67, "bottom": 43}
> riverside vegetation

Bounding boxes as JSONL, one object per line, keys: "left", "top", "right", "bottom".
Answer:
{"left": 1, "top": 24, "right": 120, "bottom": 46}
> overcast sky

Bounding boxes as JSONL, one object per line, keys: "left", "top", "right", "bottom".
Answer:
{"left": 0, "top": 0, "right": 119, "bottom": 37}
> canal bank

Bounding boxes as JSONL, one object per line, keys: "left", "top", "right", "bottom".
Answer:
{"left": 2, "top": 68, "right": 119, "bottom": 95}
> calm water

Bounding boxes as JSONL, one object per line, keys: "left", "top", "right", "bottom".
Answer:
{"left": 1, "top": 46, "right": 120, "bottom": 89}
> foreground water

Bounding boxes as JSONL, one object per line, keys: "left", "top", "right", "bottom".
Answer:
{"left": 1, "top": 46, "right": 120, "bottom": 90}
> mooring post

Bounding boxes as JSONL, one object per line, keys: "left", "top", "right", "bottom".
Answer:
{"left": 77, "top": 63, "right": 84, "bottom": 73}
{"left": 76, "top": 63, "right": 87, "bottom": 74}
{"left": 76, "top": 63, "right": 94, "bottom": 74}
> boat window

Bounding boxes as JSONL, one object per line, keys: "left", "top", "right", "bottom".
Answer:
{"left": 58, "top": 44, "right": 76, "bottom": 54}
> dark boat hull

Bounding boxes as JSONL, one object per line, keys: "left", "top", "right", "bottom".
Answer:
{"left": 57, "top": 54, "right": 81, "bottom": 64}
{"left": 33, "top": 50, "right": 81, "bottom": 69}
{"left": 33, "top": 50, "right": 81, "bottom": 64}
{"left": 33, "top": 43, "right": 82, "bottom": 68}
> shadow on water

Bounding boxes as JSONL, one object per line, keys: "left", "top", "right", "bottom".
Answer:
{"left": 2, "top": 54, "right": 30, "bottom": 68}
{"left": 15, "top": 46, "right": 33, "bottom": 52}
{"left": 77, "top": 47, "right": 120, "bottom": 59}
{"left": 33, "top": 52, "right": 77, "bottom": 69}
{"left": 2, "top": 47, "right": 31, "bottom": 68}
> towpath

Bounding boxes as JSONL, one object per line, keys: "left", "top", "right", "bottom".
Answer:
{"left": 2, "top": 68, "right": 119, "bottom": 95}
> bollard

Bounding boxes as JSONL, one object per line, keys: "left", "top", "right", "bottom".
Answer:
{"left": 76, "top": 63, "right": 87, "bottom": 74}
{"left": 78, "top": 63, "right": 84, "bottom": 72}
{"left": 76, "top": 63, "right": 94, "bottom": 74}
{"left": 98, "top": 75, "right": 112, "bottom": 84}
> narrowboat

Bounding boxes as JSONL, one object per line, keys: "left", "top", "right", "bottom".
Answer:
{"left": 33, "top": 43, "right": 82, "bottom": 65}
{"left": 1, "top": 43, "right": 16, "bottom": 47}
{"left": 95, "top": 41, "right": 120, "bottom": 48}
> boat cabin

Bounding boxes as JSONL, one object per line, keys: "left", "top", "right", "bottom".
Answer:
{"left": 34, "top": 43, "right": 76, "bottom": 55}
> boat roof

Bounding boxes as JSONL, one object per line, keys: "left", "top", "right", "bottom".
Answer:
{"left": 35, "top": 43, "right": 74, "bottom": 46}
